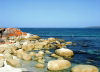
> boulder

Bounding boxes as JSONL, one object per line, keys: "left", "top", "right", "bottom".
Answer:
{"left": 6, "top": 59, "right": 21, "bottom": 67}
{"left": 35, "top": 51, "right": 43, "bottom": 56}
{"left": 22, "top": 43, "right": 35, "bottom": 51}
{"left": 22, "top": 53, "right": 32, "bottom": 61}
{"left": 55, "top": 48, "right": 74, "bottom": 58}
{"left": 16, "top": 49, "right": 24, "bottom": 59}
{"left": 71, "top": 65, "right": 99, "bottom": 72}
{"left": 48, "top": 60, "right": 71, "bottom": 71}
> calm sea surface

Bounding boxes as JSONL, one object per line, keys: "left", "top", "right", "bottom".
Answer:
{"left": 20, "top": 28, "right": 100, "bottom": 71}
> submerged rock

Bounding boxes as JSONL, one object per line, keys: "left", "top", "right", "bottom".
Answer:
{"left": 55, "top": 48, "right": 74, "bottom": 58}
{"left": 34, "top": 63, "right": 45, "bottom": 68}
{"left": 48, "top": 60, "right": 71, "bottom": 71}
{"left": 72, "top": 65, "right": 99, "bottom": 72}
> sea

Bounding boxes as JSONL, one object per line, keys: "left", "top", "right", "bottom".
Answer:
{"left": 20, "top": 28, "right": 100, "bottom": 71}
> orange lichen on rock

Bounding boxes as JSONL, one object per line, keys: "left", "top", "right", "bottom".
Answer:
{"left": 8, "top": 34, "right": 15, "bottom": 36}
{"left": 6, "top": 28, "right": 27, "bottom": 37}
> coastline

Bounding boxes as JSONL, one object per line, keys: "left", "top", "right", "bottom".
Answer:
{"left": 0, "top": 28, "right": 99, "bottom": 72}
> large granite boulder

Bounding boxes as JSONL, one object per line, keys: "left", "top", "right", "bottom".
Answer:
{"left": 55, "top": 48, "right": 74, "bottom": 58}
{"left": 71, "top": 65, "right": 99, "bottom": 72}
{"left": 6, "top": 58, "right": 21, "bottom": 67}
{"left": 48, "top": 60, "right": 71, "bottom": 71}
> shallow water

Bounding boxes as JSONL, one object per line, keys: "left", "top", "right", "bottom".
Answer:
{"left": 20, "top": 28, "right": 100, "bottom": 71}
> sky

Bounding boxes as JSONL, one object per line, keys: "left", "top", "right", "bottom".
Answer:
{"left": 0, "top": 0, "right": 100, "bottom": 28}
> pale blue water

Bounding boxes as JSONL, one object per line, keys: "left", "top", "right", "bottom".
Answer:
{"left": 20, "top": 28, "right": 100, "bottom": 71}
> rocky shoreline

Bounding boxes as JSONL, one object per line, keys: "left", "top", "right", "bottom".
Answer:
{"left": 0, "top": 28, "right": 99, "bottom": 72}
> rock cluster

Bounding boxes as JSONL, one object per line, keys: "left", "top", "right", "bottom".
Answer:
{"left": 0, "top": 28, "right": 99, "bottom": 72}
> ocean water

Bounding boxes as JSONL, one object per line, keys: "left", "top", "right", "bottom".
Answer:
{"left": 20, "top": 28, "right": 100, "bottom": 71}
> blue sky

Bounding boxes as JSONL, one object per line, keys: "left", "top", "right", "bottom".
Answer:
{"left": 0, "top": 0, "right": 100, "bottom": 28}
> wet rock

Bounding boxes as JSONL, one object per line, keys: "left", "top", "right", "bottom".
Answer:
{"left": 72, "top": 65, "right": 99, "bottom": 72}
{"left": 34, "top": 63, "right": 45, "bottom": 68}
{"left": 48, "top": 60, "right": 71, "bottom": 71}
{"left": 55, "top": 48, "right": 74, "bottom": 58}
